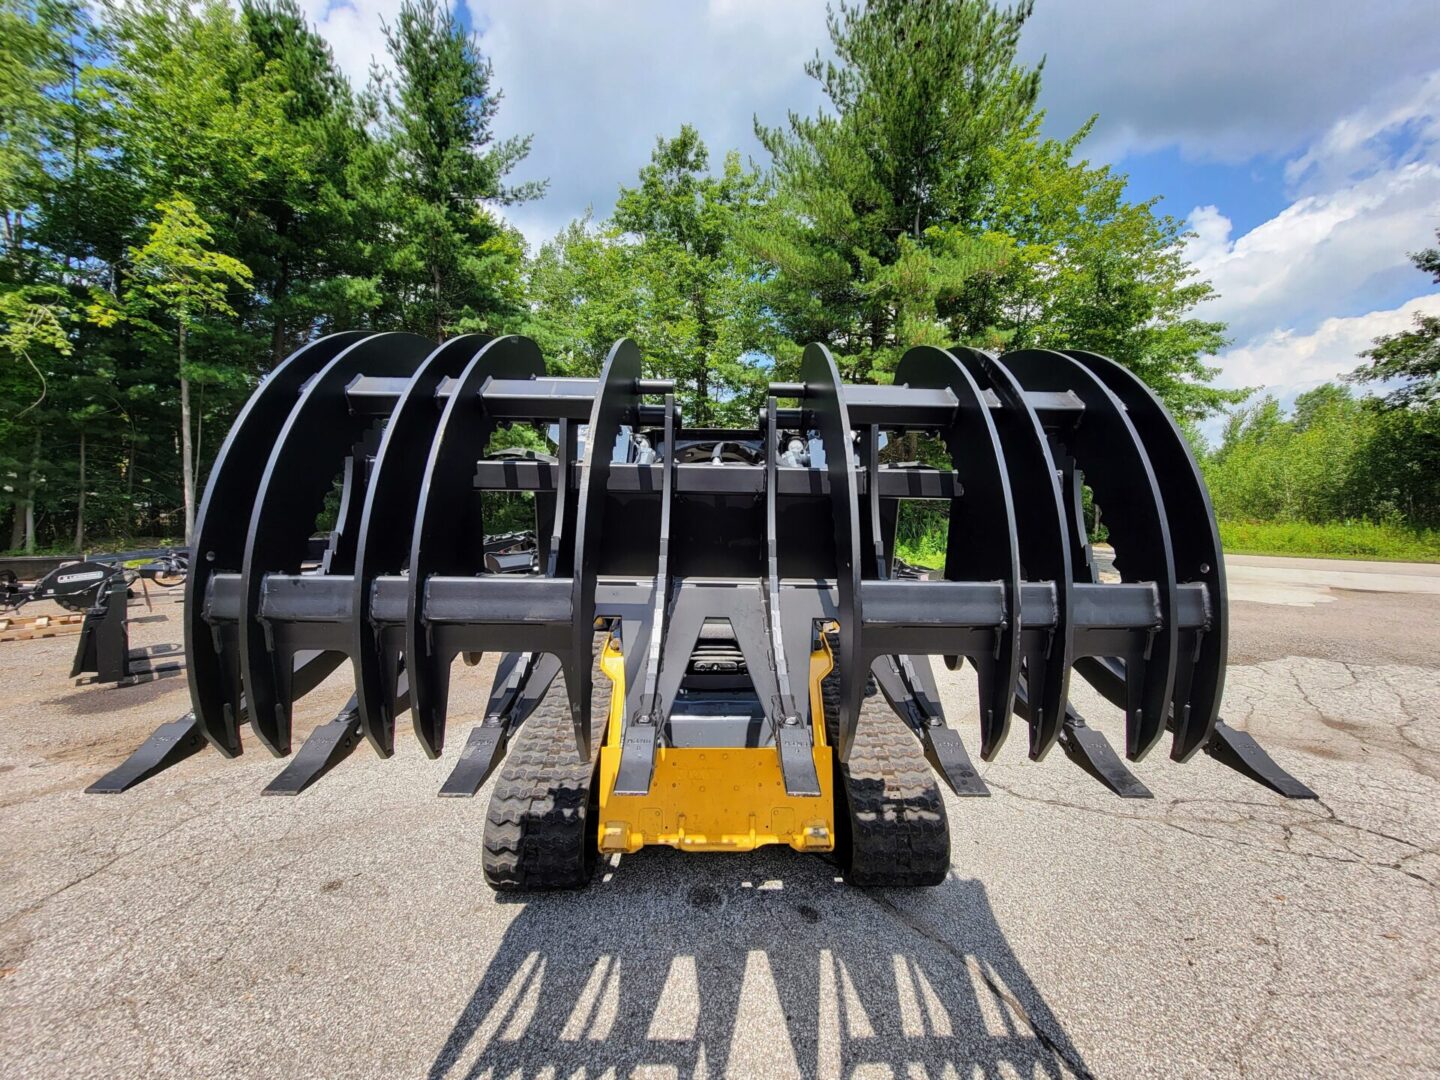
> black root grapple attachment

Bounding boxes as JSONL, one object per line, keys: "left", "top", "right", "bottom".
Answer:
{"left": 88, "top": 333, "right": 1313, "bottom": 854}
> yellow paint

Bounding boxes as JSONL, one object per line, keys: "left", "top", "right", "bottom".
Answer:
{"left": 596, "top": 632, "right": 836, "bottom": 854}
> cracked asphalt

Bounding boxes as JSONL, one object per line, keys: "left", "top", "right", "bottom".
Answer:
{"left": 2, "top": 554, "right": 1438, "bottom": 1079}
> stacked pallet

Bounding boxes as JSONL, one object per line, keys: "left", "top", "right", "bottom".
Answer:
{"left": 0, "top": 612, "right": 86, "bottom": 642}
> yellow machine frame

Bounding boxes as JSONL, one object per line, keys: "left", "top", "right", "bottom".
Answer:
{"left": 595, "top": 634, "right": 836, "bottom": 854}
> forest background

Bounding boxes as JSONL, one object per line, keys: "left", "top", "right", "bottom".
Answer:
{"left": 3, "top": 0, "right": 1437, "bottom": 562}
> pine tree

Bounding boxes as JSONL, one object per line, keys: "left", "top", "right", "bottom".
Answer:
{"left": 369, "top": 0, "right": 543, "bottom": 338}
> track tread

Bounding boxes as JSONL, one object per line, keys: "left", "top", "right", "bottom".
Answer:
{"left": 481, "top": 644, "right": 607, "bottom": 890}
{"left": 823, "top": 633, "right": 951, "bottom": 887}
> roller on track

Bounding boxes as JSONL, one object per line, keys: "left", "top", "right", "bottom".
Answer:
{"left": 88, "top": 333, "right": 1316, "bottom": 884}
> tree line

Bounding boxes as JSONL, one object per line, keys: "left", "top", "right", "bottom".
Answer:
{"left": 1, "top": 0, "right": 1434, "bottom": 554}
{"left": 1204, "top": 231, "right": 1440, "bottom": 534}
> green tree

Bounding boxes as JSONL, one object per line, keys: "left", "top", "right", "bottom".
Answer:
{"left": 238, "top": 0, "right": 376, "bottom": 362}
{"left": 0, "top": 285, "right": 71, "bottom": 550}
{"left": 1350, "top": 229, "right": 1440, "bottom": 407}
{"left": 750, "top": 0, "right": 1234, "bottom": 418}
{"left": 94, "top": 196, "right": 253, "bottom": 541}
{"left": 956, "top": 117, "right": 1237, "bottom": 419}
{"left": 526, "top": 215, "right": 639, "bottom": 377}
{"left": 751, "top": 0, "right": 1035, "bottom": 380}
{"left": 610, "top": 127, "right": 771, "bottom": 423}
{"left": 367, "top": 0, "right": 542, "bottom": 338}
{"left": 529, "top": 128, "right": 773, "bottom": 425}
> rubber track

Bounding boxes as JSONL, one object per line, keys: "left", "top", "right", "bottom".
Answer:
{"left": 482, "top": 642, "right": 608, "bottom": 890}
{"left": 823, "top": 633, "right": 951, "bottom": 886}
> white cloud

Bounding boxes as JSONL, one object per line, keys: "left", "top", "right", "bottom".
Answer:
{"left": 1186, "top": 161, "right": 1440, "bottom": 343}
{"left": 298, "top": 0, "right": 399, "bottom": 91}
{"left": 1285, "top": 70, "right": 1440, "bottom": 191}
{"left": 1020, "top": 0, "right": 1440, "bottom": 164}
{"left": 1214, "top": 294, "right": 1440, "bottom": 395}
{"left": 471, "top": 0, "right": 828, "bottom": 251}
{"left": 1187, "top": 65, "right": 1440, "bottom": 406}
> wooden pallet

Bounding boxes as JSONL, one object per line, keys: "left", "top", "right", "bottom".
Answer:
{"left": 0, "top": 612, "right": 86, "bottom": 642}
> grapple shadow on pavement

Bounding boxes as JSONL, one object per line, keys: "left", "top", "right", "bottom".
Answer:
{"left": 430, "top": 853, "right": 1091, "bottom": 1080}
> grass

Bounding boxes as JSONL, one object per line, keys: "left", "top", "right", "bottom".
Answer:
{"left": 0, "top": 536, "right": 181, "bottom": 558}
{"left": 899, "top": 518, "right": 1440, "bottom": 568}
{"left": 1218, "top": 520, "right": 1440, "bottom": 563}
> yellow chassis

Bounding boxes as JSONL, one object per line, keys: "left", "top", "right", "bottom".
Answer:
{"left": 595, "top": 634, "right": 836, "bottom": 854}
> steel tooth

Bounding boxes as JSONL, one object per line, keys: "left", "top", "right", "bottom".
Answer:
{"left": 871, "top": 655, "right": 988, "bottom": 796}
{"left": 86, "top": 713, "right": 206, "bottom": 794}
{"left": 262, "top": 700, "right": 363, "bottom": 796}
{"left": 1205, "top": 721, "right": 1318, "bottom": 799}
{"left": 920, "top": 726, "right": 990, "bottom": 797}
{"left": 440, "top": 653, "right": 563, "bottom": 797}
{"left": 440, "top": 725, "right": 508, "bottom": 797}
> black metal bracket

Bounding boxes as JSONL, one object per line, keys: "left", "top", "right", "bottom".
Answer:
{"left": 69, "top": 576, "right": 185, "bottom": 687}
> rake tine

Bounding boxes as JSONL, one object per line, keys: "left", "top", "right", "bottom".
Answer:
{"left": 262, "top": 697, "right": 364, "bottom": 796}
{"left": 86, "top": 712, "right": 206, "bottom": 794}
{"left": 186, "top": 332, "right": 369, "bottom": 758}
{"left": 1205, "top": 721, "right": 1318, "bottom": 799}
{"left": 1058, "top": 710, "right": 1153, "bottom": 799}
{"left": 871, "top": 655, "right": 989, "bottom": 796}
{"left": 439, "top": 652, "right": 562, "bottom": 797}
{"left": 353, "top": 335, "right": 493, "bottom": 758}
{"left": 406, "top": 336, "right": 549, "bottom": 760}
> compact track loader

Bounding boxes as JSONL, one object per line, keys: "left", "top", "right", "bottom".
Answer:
{"left": 88, "top": 333, "right": 1314, "bottom": 887}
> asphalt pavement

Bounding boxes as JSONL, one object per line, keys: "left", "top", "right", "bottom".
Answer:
{"left": 1, "top": 554, "right": 1437, "bottom": 1078}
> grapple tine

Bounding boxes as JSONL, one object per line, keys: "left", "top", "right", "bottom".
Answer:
{"left": 353, "top": 335, "right": 492, "bottom": 758}
{"left": 871, "top": 655, "right": 989, "bottom": 796}
{"left": 800, "top": 343, "right": 866, "bottom": 762}
{"left": 1077, "top": 655, "right": 1314, "bottom": 798}
{"left": 440, "top": 652, "right": 562, "bottom": 797}
{"left": 186, "top": 332, "right": 368, "bottom": 758}
{"left": 573, "top": 339, "right": 644, "bottom": 764}
{"left": 85, "top": 712, "right": 205, "bottom": 794}
{"left": 949, "top": 346, "right": 1074, "bottom": 761}
{"left": 995, "top": 349, "right": 1179, "bottom": 762}
{"left": 1057, "top": 712, "right": 1154, "bottom": 799}
{"left": 240, "top": 332, "right": 433, "bottom": 756}
{"left": 405, "top": 336, "right": 548, "bottom": 759}
{"left": 893, "top": 345, "right": 1021, "bottom": 761}
{"left": 1063, "top": 350, "right": 1227, "bottom": 762}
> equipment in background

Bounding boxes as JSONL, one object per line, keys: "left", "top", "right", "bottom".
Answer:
{"left": 86, "top": 332, "right": 1315, "bottom": 888}
{"left": 2, "top": 549, "right": 189, "bottom": 686}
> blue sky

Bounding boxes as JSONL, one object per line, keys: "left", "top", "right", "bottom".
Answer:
{"left": 299, "top": 0, "right": 1440, "bottom": 433}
